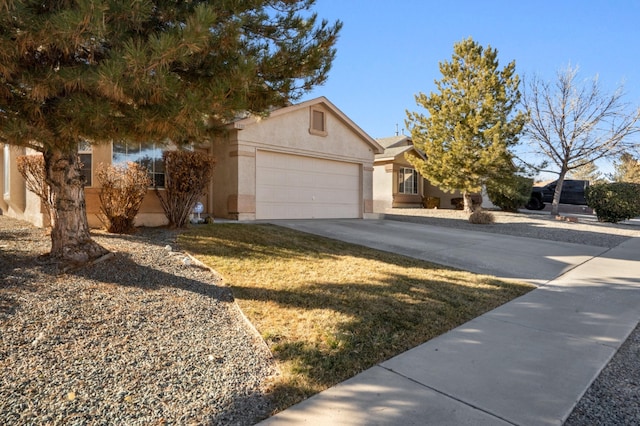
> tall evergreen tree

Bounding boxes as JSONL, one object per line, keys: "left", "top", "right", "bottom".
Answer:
{"left": 567, "top": 161, "right": 602, "bottom": 183}
{"left": 610, "top": 152, "right": 640, "bottom": 183}
{"left": 0, "top": 0, "right": 341, "bottom": 264}
{"left": 406, "top": 38, "right": 526, "bottom": 212}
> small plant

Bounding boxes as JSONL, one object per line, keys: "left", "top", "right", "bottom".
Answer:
{"left": 423, "top": 196, "right": 440, "bottom": 209}
{"left": 16, "top": 154, "right": 55, "bottom": 227}
{"left": 468, "top": 209, "right": 495, "bottom": 224}
{"left": 156, "top": 150, "right": 216, "bottom": 228}
{"left": 586, "top": 182, "right": 640, "bottom": 223}
{"left": 97, "top": 162, "right": 151, "bottom": 233}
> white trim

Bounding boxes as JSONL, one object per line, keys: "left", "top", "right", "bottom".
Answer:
{"left": 78, "top": 141, "right": 93, "bottom": 187}
{"left": 398, "top": 167, "right": 419, "bottom": 195}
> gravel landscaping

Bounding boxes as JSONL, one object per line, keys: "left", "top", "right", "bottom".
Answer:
{"left": 380, "top": 208, "right": 638, "bottom": 248}
{"left": 1, "top": 209, "right": 639, "bottom": 425}
{"left": 0, "top": 217, "right": 276, "bottom": 425}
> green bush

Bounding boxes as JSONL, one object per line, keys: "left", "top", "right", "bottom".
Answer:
{"left": 486, "top": 175, "right": 533, "bottom": 212}
{"left": 585, "top": 182, "right": 640, "bottom": 223}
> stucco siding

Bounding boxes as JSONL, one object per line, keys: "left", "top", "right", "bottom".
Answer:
{"left": 373, "top": 163, "right": 393, "bottom": 211}
{"left": 236, "top": 104, "right": 377, "bottom": 163}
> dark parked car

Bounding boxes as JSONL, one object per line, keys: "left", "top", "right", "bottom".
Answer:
{"left": 525, "top": 179, "right": 589, "bottom": 210}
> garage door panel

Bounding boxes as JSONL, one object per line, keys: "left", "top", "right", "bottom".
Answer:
{"left": 256, "top": 151, "right": 361, "bottom": 219}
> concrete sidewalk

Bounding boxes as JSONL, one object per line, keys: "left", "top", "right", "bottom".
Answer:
{"left": 260, "top": 220, "right": 640, "bottom": 425}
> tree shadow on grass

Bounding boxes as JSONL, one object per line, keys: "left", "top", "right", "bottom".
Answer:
{"left": 226, "top": 271, "right": 531, "bottom": 412}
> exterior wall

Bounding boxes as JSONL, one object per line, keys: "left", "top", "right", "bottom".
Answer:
{"left": 373, "top": 154, "right": 469, "bottom": 211}
{"left": 481, "top": 185, "right": 498, "bottom": 210}
{"left": 213, "top": 102, "right": 378, "bottom": 220}
{"left": 2, "top": 98, "right": 379, "bottom": 226}
{"left": 84, "top": 143, "right": 169, "bottom": 228}
{"left": 210, "top": 133, "right": 243, "bottom": 220}
{"left": 373, "top": 162, "right": 393, "bottom": 210}
{"left": 424, "top": 180, "right": 462, "bottom": 209}
{"left": 0, "top": 145, "right": 47, "bottom": 227}
{"left": 237, "top": 104, "right": 376, "bottom": 162}
{"left": 423, "top": 181, "right": 461, "bottom": 209}
{"left": 373, "top": 154, "right": 423, "bottom": 210}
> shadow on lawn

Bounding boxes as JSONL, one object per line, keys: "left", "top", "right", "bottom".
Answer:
{"left": 180, "top": 223, "right": 533, "bottom": 412}
{"left": 231, "top": 271, "right": 527, "bottom": 386}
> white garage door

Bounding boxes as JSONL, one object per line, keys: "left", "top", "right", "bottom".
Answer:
{"left": 256, "top": 151, "right": 361, "bottom": 219}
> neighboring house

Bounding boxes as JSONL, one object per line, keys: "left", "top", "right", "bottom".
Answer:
{"left": 372, "top": 135, "right": 465, "bottom": 210}
{"left": 0, "top": 97, "right": 383, "bottom": 227}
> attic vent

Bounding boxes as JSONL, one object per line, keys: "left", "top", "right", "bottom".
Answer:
{"left": 309, "top": 107, "right": 327, "bottom": 136}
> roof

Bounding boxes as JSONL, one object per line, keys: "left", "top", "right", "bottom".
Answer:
{"left": 375, "top": 135, "right": 425, "bottom": 162}
{"left": 229, "top": 97, "right": 384, "bottom": 154}
{"left": 377, "top": 135, "right": 412, "bottom": 149}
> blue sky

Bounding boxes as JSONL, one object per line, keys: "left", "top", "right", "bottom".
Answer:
{"left": 300, "top": 0, "right": 640, "bottom": 177}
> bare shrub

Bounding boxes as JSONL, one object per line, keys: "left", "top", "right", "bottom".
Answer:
{"left": 17, "top": 154, "right": 55, "bottom": 227}
{"left": 156, "top": 150, "right": 216, "bottom": 228}
{"left": 468, "top": 210, "right": 495, "bottom": 224}
{"left": 97, "top": 162, "right": 151, "bottom": 234}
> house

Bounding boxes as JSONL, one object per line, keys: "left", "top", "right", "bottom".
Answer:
{"left": 210, "top": 97, "right": 384, "bottom": 220}
{"left": 372, "top": 135, "right": 465, "bottom": 210}
{"left": 0, "top": 97, "right": 384, "bottom": 227}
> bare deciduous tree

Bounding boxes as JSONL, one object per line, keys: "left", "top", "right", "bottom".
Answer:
{"left": 522, "top": 65, "right": 640, "bottom": 215}
{"left": 16, "top": 154, "right": 55, "bottom": 228}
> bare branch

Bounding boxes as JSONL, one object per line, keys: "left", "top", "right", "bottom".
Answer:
{"left": 521, "top": 65, "right": 640, "bottom": 215}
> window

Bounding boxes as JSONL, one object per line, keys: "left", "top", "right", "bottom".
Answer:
{"left": 78, "top": 140, "right": 93, "bottom": 187}
{"left": 112, "top": 140, "right": 165, "bottom": 187}
{"left": 398, "top": 168, "right": 419, "bottom": 194}
{"left": 3, "top": 145, "right": 9, "bottom": 197}
{"left": 309, "top": 107, "right": 327, "bottom": 136}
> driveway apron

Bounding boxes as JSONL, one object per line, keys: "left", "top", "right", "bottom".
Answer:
{"left": 273, "top": 219, "right": 608, "bottom": 285}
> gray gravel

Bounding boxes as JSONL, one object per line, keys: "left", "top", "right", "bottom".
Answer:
{"left": 0, "top": 217, "right": 277, "bottom": 425}
{"left": 564, "top": 322, "right": 640, "bottom": 425}
{"left": 2, "top": 210, "right": 639, "bottom": 425}
{"left": 381, "top": 208, "right": 638, "bottom": 248}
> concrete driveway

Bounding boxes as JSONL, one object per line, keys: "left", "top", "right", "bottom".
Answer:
{"left": 273, "top": 219, "right": 608, "bottom": 285}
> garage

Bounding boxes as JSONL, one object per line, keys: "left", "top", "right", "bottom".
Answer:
{"left": 256, "top": 150, "right": 361, "bottom": 219}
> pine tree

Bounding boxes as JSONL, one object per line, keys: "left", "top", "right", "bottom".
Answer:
{"left": 568, "top": 161, "right": 602, "bottom": 183}
{"left": 406, "top": 38, "right": 526, "bottom": 213}
{"left": 610, "top": 152, "right": 640, "bottom": 183}
{"left": 0, "top": 0, "right": 341, "bottom": 264}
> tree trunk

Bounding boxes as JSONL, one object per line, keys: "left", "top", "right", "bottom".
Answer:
{"left": 44, "top": 146, "right": 109, "bottom": 265}
{"left": 550, "top": 170, "right": 567, "bottom": 216}
{"left": 462, "top": 191, "right": 474, "bottom": 213}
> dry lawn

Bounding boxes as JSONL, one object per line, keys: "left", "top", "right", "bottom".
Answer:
{"left": 179, "top": 224, "right": 533, "bottom": 411}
